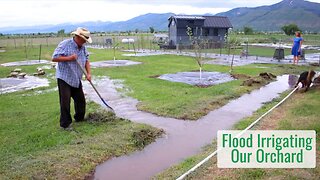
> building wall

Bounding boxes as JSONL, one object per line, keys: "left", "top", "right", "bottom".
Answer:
{"left": 171, "top": 19, "right": 206, "bottom": 46}
{"left": 169, "top": 18, "right": 230, "bottom": 47}
{"left": 169, "top": 20, "right": 177, "bottom": 46}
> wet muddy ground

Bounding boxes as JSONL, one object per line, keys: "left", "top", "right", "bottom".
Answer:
{"left": 121, "top": 50, "right": 320, "bottom": 66}
{"left": 158, "top": 72, "right": 234, "bottom": 86}
{"left": 83, "top": 75, "right": 291, "bottom": 180}
{"left": 122, "top": 50, "right": 166, "bottom": 57}
{"left": 1, "top": 60, "right": 50, "bottom": 67}
{"left": 0, "top": 76, "right": 49, "bottom": 94}
{"left": 249, "top": 43, "right": 320, "bottom": 51}
{"left": 90, "top": 60, "right": 142, "bottom": 68}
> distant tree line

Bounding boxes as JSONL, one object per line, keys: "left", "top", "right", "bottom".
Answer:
{"left": 0, "top": 23, "right": 316, "bottom": 38}
{"left": 236, "top": 23, "right": 304, "bottom": 36}
{"left": 281, "top": 24, "right": 301, "bottom": 36}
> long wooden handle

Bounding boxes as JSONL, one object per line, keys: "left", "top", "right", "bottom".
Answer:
{"left": 75, "top": 60, "right": 114, "bottom": 111}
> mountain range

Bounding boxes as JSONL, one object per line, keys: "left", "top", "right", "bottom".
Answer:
{"left": 217, "top": 0, "right": 320, "bottom": 31}
{"left": 1, "top": 0, "right": 319, "bottom": 34}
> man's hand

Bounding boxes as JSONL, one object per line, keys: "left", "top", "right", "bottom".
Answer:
{"left": 69, "top": 54, "right": 78, "bottom": 61}
{"left": 52, "top": 54, "right": 78, "bottom": 62}
{"left": 86, "top": 73, "right": 92, "bottom": 81}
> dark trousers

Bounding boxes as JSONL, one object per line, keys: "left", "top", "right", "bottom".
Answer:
{"left": 57, "top": 78, "right": 86, "bottom": 128}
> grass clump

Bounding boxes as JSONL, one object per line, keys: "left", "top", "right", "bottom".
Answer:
{"left": 85, "top": 110, "right": 119, "bottom": 123}
{"left": 0, "top": 90, "right": 162, "bottom": 179}
{"left": 157, "top": 87, "right": 320, "bottom": 179}
{"left": 132, "top": 129, "right": 164, "bottom": 149}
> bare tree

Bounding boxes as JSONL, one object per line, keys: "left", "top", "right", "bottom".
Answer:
{"left": 112, "top": 36, "right": 119, "bottom": 64}
{"left": 186, "top": 26, "right": 208, "bottom": 82}
{"left": 225, "top": 36, "right": 240, "bottom": 73}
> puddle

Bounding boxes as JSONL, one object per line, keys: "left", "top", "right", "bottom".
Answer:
{"left": 1, "top": 60, "right": 50, "bottom": 67}
{"left": 158, "top": 71, "right": 234, "bottom": 86}
{"left": 121, "top": 49, "right": 320, "bottom": 66}
{"left": 285, "top": 53, "right": 320, "bottom": 63}
{"left": 122, "top": 51, "right": 168, "bottom": 57}
{"left": 205, "top": 55, "right": 271, "bottom": 66}
{"left": 206, "top": 53, "right": 320, "bottom": 66}
{"left": 250, "top": 43, "right": 320, "bottom": 51}
{"left": 249, "top": 43, "right": 293, "bottom": 49}
{"left": 90, "top": 60, "right": 142, "bottom": 68}
{"left": 0, "top": 76, "right": 49, "bottom": 94}
{"left": 22, "top": 87, "right": 58, "bottom": 96}
{"left": 84, "top": 75, "right": 291, "bottom": 180}
{"left": 87, "top": 45, "right": 108, "bottom": 50}
{"left": 38, "top": 65, "right": 53, "bottom": 70}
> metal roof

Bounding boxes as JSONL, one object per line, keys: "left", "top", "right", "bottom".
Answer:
{"left": 169, "top": 15, "right": 233, "bottom": 28}
{"left": 203, "top": 16, "right": 233, "bottom": 28}
{"left": 170, "top": 15, "right": 206, "bottom": 20}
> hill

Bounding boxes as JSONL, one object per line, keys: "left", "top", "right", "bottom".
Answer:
{"left": 216, "top": 0, "right": 320, "bottom": 31}
{"left": 0, "top": 13, "right": 174, "bottom": 34}
{"left": 1, "top": 0, "right": 320, "bottom": 34}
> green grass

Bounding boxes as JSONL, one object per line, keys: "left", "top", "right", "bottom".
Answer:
{"left": 188, "top": 46, "right": 320, "bottom": 57}
{"left": 101, "top": 57, "right": 316, "bottom": 120}
{"left": 1, "top": 46, "right": 317, "bottom": 120}
{"left": 154, "top": 143, "right": 216, "bottom": 180}
{"left": 0, "top": 45, "right": 55, "bottom": 62}
{"left": 94, "top": 54, "right": 289, "bottom": 120}
{"left": 0, "top": 47, "right": 163, "bottom": 179}
{"left": 157, "top": 88, "right": 320, "bottom": 179}
{"left": 229, "top": 33, "right": 320, "bottom": 45}
{"left": 0, "top": 88, "right": 162, "bottom": 179}
{"left": 1, "top": 36, "right": 320, "bottom": 179}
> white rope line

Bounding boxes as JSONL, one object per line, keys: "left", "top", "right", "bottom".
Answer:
{"left": 176, "top": 86, "right": 299, "bottom": 180}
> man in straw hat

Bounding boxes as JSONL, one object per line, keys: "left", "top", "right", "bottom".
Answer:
{"left": 52, "top": 27, "right": 92, "bottom": 130}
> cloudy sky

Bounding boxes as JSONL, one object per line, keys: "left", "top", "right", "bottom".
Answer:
{"left": 1, "top": 0, "right": 320, "bottom": 28}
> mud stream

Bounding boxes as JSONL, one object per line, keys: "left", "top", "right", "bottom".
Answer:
{"left": 84, "top": 75, "right": 291, "bottom": 180}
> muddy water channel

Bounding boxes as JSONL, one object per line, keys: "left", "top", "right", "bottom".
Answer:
{"left": 84, "top": 75, "right": 291, "bottom": 180}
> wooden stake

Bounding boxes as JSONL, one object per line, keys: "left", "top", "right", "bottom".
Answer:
{"left": 39, "top": 44, "right": 42, "bottom": 62}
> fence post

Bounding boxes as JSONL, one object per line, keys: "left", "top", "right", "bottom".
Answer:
{"left": 24, "top": 38, "right": 28, "bottom": 60}
{"left": 39, "top": 44, "right": 42, "bottom": 62}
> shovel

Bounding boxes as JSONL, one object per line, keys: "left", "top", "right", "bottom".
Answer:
{"left": 76, "top": 59, "right": 114, "bottom": 111}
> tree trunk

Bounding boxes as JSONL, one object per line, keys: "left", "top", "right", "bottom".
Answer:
{"left": 200, "top": 66, "right": 202, "bottom": 82}
{"left": 230, "top": 53, "right": 235, "bottom": 72}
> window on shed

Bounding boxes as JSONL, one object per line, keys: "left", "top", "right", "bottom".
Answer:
{"left": 204, "top": 29, "right": 209, "bottom": 36}
{"left": 214, "top": 28, "right": 219, "bottom": 36}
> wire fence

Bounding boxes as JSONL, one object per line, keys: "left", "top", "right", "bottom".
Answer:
{"left": 0, "top": 34, "right": 161, "bottom": 50}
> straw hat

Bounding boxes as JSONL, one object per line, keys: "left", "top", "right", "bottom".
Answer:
{"left": 71, "top": 27, "right": 92, "bottom": 43}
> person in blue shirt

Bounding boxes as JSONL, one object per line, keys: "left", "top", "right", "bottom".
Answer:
{"left": 52, "top": 27, "right": 92, "bottom": 130}
{"left": 291, "top": 31, "right": 303, "bottom": 65}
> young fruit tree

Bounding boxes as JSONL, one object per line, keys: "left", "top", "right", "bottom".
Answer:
{"left": 112, "top": 36, "right": 119, "bottom": 64}
{"left": 186, "top": 26, "right": 208, "bottom": 83}
{"left": 225, "top": 35, "right": 240, "bottom": 73}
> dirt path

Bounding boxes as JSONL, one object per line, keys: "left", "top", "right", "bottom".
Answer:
{"left": 83, "top": 75, "right": 291, "bottom": 180}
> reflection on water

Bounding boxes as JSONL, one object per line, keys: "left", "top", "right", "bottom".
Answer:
{"left": 288, "top": 75, "right": 298, "bottom": 88}
{"left": 0, "top": 76, "right": 49, "bottom": 94}
{"left": 85, "top": 75, "right": 292, "bottom": 180}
